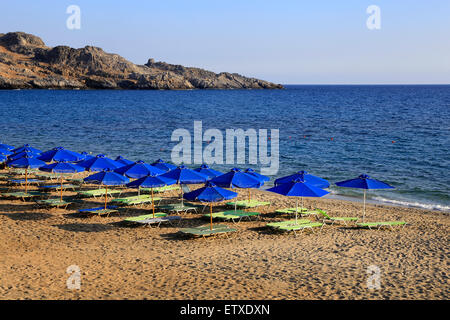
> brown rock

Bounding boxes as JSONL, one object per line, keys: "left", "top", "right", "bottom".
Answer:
{"left": 0, "top": 31, "right": 283, "bottom": 90}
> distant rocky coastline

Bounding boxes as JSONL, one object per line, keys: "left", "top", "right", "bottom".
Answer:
{"left": 0, "top": 32, "right": 283, "bottom": 90}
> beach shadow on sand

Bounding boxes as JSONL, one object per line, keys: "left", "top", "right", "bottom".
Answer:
{"left": 0, "top": 211, "right": 53, "bottom": 221}
{"left": 53, "top": 222, "right": 115, "bottom": 233}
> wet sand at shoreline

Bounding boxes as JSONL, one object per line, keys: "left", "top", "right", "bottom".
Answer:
{"left": 0, "top": 171, "right": 448, "bottom": 300}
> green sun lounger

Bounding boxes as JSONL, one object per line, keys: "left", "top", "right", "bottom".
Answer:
{"left": 203, "top": 211, "right": 261, "bottom": 223}
{"left": 275, "top": 207, "right": 308, "bottom": 215}
{"left": 34, "top": 172, "right": 59, "bottom": 180}
{"left": 316, "top": 209, "right": 358, "bottom": 225}
{"left": 158, "top": 204, "right": 198, "bottom": 214}
{"left": 179, "top": 224, "right": 237, "bottom": 239}
{"left": 266, "top": 219, "right": 311, "bottom": 228}
{"left": 0, "top": 174, "right": 12, "bottom": 180}
{"left": 141, "top": 185, "right": 179, "bottom": 193}
{"left": 38, "top": 184, "right": 78, "bottom": 192}
{"left": 123, "top": 213, "right": 167, "bottom": 223}
{"left": 278, "top": 222, "right": 324, "bottom": 236}
{"left": 35, "top": 198, "right": 74, "bottom": 209}
{"left": 67, "top": 178, "right": 85, "bottom": 185}
{"left": 121, "top": 197, "right": 162, "bottom": 207}
{"left": 126, "top": 215, "right": 181, "bottom": 227}
{"left": 226, "top": 200, "right": 271, "bottom": 208}
{"left": 224, "top": 210, "right": 261, "bottom": 221}
{"left": 203, "top": 212, "right": 241, "bottom": 222}
{"left": 111, "top": 194, "right": 153, "bottom": 203}
{"left": 2, "top": 191, "right": 48, "bottom": 201}
{"left": 77, "top": 188, "right": 121, "bottom": 198}
{"left": 356, "top": 221, "right": 407, "bottom": 230}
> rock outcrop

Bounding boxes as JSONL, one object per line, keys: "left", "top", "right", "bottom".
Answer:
{"left": 0, "top": 32, "right": 283, "bottom": 90}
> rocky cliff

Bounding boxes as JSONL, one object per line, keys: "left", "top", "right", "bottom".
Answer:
{"left": 0, "top": 32, "right": 283, "bottom": 90}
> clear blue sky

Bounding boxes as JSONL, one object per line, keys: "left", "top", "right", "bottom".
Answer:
{"left": 1, "top": 0, "right": 449, "bottom": 84}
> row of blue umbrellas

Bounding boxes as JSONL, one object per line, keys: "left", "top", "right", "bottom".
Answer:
{"left": 1, "top": 143, "right": 395, "bottom": 222}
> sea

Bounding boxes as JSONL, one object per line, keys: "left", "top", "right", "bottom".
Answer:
{"left": 0, "top": 85, "right": 449, "bottom": 212}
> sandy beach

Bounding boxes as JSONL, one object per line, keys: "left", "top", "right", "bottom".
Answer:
{"left": 0, "top": 170, "right": 448, "bottom": 300}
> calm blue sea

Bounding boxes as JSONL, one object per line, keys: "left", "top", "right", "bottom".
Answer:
{"left": 0, "top": 85, "right": 449, "bottom": 211}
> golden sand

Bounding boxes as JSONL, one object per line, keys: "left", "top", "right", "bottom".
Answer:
{"left": 0, "top": 171, "right": 448, "bottom": 300}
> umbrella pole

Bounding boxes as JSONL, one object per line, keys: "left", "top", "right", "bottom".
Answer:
{"left": 363, "top": 189, "right": 366, "bottom": 222}
{"left": 248, "top": 189, "right": 251, "bottom": 202}
{"left": 60, "top": 175, "right": 63, "bottom": 202}
{"left": 210, "top": 202, "right": 213, "bottom": 231}
{"left": 151, "top": 188, "right": 155, "bottom": 218}
{"left": 295, "top": 198, "right": 298, "bottom": 224}
{"left": 138, "top": 186, "right": 140, "bottom": 197}
{"left": 180, "top": 184, "right": 183, "bottom": 206}
{"left": 25, "top": 168, "right": 28, "bottom": 193}
{"left": 105, "top": 185, "right": 108, "bottom": 210}
{"left": 301, "top": 196, "right": 304, "bottom": 212}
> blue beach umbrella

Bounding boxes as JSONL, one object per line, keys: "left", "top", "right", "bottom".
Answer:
{"left": 0, "top": 143, "right": 14, "bottom": 151}
{"left": 114, "top": 160, "right": 165, "bottom": 179}
{"left": 84, "top": 171, "right": 130, "bottom": 209}
{"left": 40, "top": 162, "right": 85, "bottom": 201}
{"left": 151, "top": 159, "right": 177, "bottom": 172}
{"left": 77, "top": 152, "right": 95, "bottom": 162}
{"left": 161, "top": 165, "right": 208, "bottom": 206}
{"left": 335, "top": 174, "right": 395, "bottom": 222}
{"left": 7, "top": 155, "right": 46, "bottom": 193}
{"left": 193, "top": 164, "right": 223, "bottom": 179}
{"left": 211, "top": 168, "right": 263, "bottom": 206}
{"left": 275, "top": 170, "right": 330, "bottom": 189}
{"left": 211, "top": 168, "right": 263, "bottom": 189}
{"left": 0, "top": 148, "right": 13, "bottom": 156}
{"left": 244, "top": 168, "right": 270, "bottom": 182}
{"left": 78, "top": 154, "right": 122, "bottom": 172}
{"left": 8, "top": 150, "right": 40, "bottom": 162}
{"left": 11, "top": 144, "right": 42, "bottom": 155}
{"left": 115, "top": 156, "right": 134, "bottom": 167}
{"left": 267, "top": 178, "right": 330, "bottom": 223}
{"left": 38, "top": 146, "right": 84, "bottom": 163}
{"left": 126, "top": 174, "right": 177, "bottom": 217}
{"left": 184, "top": 181, "right": 238, "bottom": 230}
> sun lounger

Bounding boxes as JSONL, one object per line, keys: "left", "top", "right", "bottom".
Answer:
{"left": 67, "top": 178, "right": 85, "bottom": 185}
{"left": 131, "top": 216, "right": 182, "bottom": 227}
{"left": 77, "top": 188, "right": 122, "bottom": 198}
{"left": 35, "top": 198, "right": 74, "bottom": 209}
{"left": 9, "top": 179, "right": 42, "bottom": 185}
{"left": 141, "top": 185, "right": 179, "bottom": 193}
{"left": 179, "top": 224, "right": 237, "bottom": 239}
{"left": 356, "top": 221, "right": 407, "bottom": 230}
{"left": 266, "top": 219, "right": 311, "bottom": 228}
{"left": 34, "top": 172, "right": 59, "bottom": 181}
{"left": 224, "top": 210, "right": 261, "bottom": 221}
{"left": 203, "top": 212, "right": 242, "bottom": 222}
{"left": 38, "top": 184, "right": 78, "bottom": 192}
{"left": 204, "top": 211, "right": 261, "bottom": 223}
{"left": 123, "top": 213, "right": 167, "bottom": 223}
{"left": 278, "top": 222, "right": 324, "bottom": 236}
{"left": 275, "top": 207, "right": 308, "bottom": 215}
{"left": 78, "top": 206, "right": 119, "bottom": 217}
{"left": 158, "top": 204, "right": 198, "bottom": 214}
{"left": 1, "top": 191, "right": 48, "bottom": 201}
{"left": 114, "top": 196, "right": 162, "bottom": 207}
{"left": 317, "top": 209, "right": 358, "bottom": 225}
{"left": 0, "top": 173, "right": 12, "bottom": 180}
{"left": 226, "top": 200, "right": 271, "bottom": 208}
{"left": 111, "top": 195, "right": 152, "bottom": 203}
